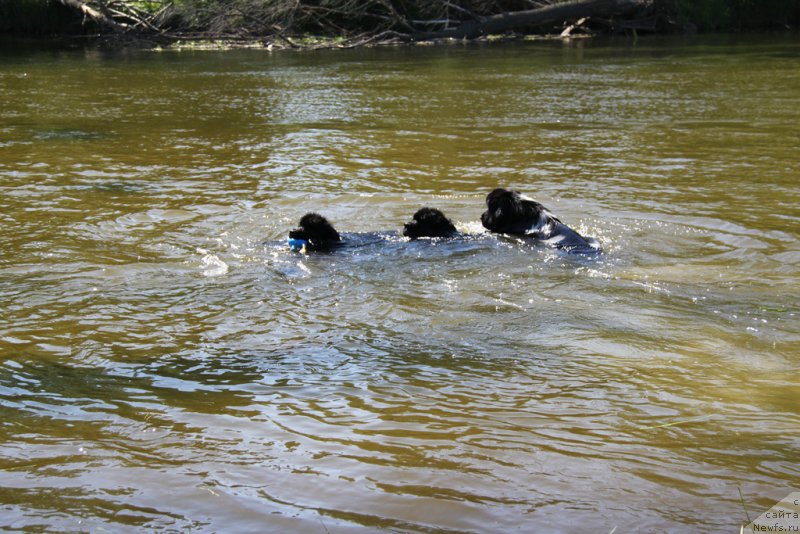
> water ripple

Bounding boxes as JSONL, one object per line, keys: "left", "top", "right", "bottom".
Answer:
{"left": 1, "top": 37, "right": 799, "bottom": 532}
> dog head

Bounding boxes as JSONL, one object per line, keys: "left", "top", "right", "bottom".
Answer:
{"left": 288, "top": 212, "right": 341, "bottom": 251}
{"left": 480, "top": 188, "right": 553, "bottom": 235}
{"left": 403, "top": 207, "right": 458, "bottom": 239}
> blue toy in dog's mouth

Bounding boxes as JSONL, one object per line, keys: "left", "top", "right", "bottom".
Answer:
{"left": 287, "top": 238, "right": 309, "bottom": 252}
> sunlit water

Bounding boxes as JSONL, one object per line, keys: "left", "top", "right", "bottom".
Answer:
{"left": 1, "top": 34, "right": 799, "bottom": 532}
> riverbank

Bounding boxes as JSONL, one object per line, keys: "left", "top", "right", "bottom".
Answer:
{"left": 2, "top": 0, "right": 799, "bottom": 51}
{"left": 3, "top": 27, "right": 798, "bottom": 56}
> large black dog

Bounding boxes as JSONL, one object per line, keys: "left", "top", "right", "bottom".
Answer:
{"left": 288, "top": 208, "right": 458, "bottom": 252}
{"left": 481, "top": 188, "right": 600, "bottom": 253}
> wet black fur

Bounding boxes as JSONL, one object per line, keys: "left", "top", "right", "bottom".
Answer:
{"left": 289, "top": 212, "right": 341, "bottom": 249}
{"left": 481, "top": 188, "right": 554, "bottom": 235}
{"left": 403, "top": 207, "right": 458, "bottom": 239}
{"left": 480, "top": 188, "right": 600, "bottom": 253}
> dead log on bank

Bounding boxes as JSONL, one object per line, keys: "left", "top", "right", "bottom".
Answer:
{"left": 54, "top": 0, "right": 125, "bottom": 30}
{"left": 410, "top": 0, "right": 650, "bottom": 41}
{"left": 54, "top": 0, "right": 180, "bottom": 37}
{"left": 50, "top": 0, "right": 654, "bottom": 47}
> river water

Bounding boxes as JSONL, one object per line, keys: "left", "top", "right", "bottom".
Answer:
{"left": 1, "top": 34, "right": 798, "bottom": 532}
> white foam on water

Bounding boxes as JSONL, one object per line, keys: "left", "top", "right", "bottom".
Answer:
{"left": 200, "top": 253, "right": 229, "bottom": 277}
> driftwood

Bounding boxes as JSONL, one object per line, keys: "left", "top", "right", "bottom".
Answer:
{"left": 410, "top": 0, "right": 649, "bottom": 41}
{"left": 55, "top": 0, "right": 124, "bottom": 30}
{"left": 52, "top": 0, "right": 653, "bottom": 46}
{"left": 560, "top": 17, "right": 590, "bottom": 37}
{"left": 54, "top": 0, "right": 170, "bottom": 33}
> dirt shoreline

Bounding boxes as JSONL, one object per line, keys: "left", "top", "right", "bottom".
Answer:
{"left": 0, "top": 30, "right": 601, "bottom": 53}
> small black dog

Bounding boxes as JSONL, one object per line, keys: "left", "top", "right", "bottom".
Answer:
{"left": 288, "top": 212, "right": 341, "bottom": 251}
{"left": 481, "top": 188, "right": 600, "bottom": 253}
{"left": 403, "top": 207, "right": 458, "bottom": 239}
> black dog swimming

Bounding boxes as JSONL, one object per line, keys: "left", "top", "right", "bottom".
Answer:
{"left": 288, "top": 212, "right": 342, "bottom": 251}
{"left": 288, "top": 208, "right": 458, "bottom": 252}
{"left": 480, "top": 188, "right": 601, "bottom": 253}
{"left": 402, "top": 207, "right": 458, "bottom": 239}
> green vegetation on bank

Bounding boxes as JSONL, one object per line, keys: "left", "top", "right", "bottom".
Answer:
{"left": 1, "top": 0, "right": 798, "bottom": 42}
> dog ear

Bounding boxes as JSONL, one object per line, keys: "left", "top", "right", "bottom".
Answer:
{"left": 501, "top": 191, "right": 523, "bottom": 217}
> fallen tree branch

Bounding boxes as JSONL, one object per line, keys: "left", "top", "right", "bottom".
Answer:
{"left": 55, "top": 0, "right": 128, "bottom": 31}
{"left": 560, "top": 16, "right": 590, "bottom": 36}
{"left": 336, "top": 29, "right": 411, "bottom": 48}
{"left": 410, "top": 0, "right": 648, "bottom": 40}
{"left": 51, "top": 0, "right": 655, "bottom": 49}
{"left": 438, "top": 0, "right": 478, "bottom": 21}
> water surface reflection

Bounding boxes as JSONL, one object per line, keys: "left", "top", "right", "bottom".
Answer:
{"left": 1, "top": 35, "right": 799, "bottom": 532}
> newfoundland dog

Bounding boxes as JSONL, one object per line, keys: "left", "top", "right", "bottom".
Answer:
{"left": 402, "top": 207, "right": 458, "bottom": 239}
{"left": 480, "top": 188, "right": 600, "bottom": 253}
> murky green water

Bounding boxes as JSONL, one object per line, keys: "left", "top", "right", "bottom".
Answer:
{"left": 1, "top": 34, "right": 799, "bottom": 532}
